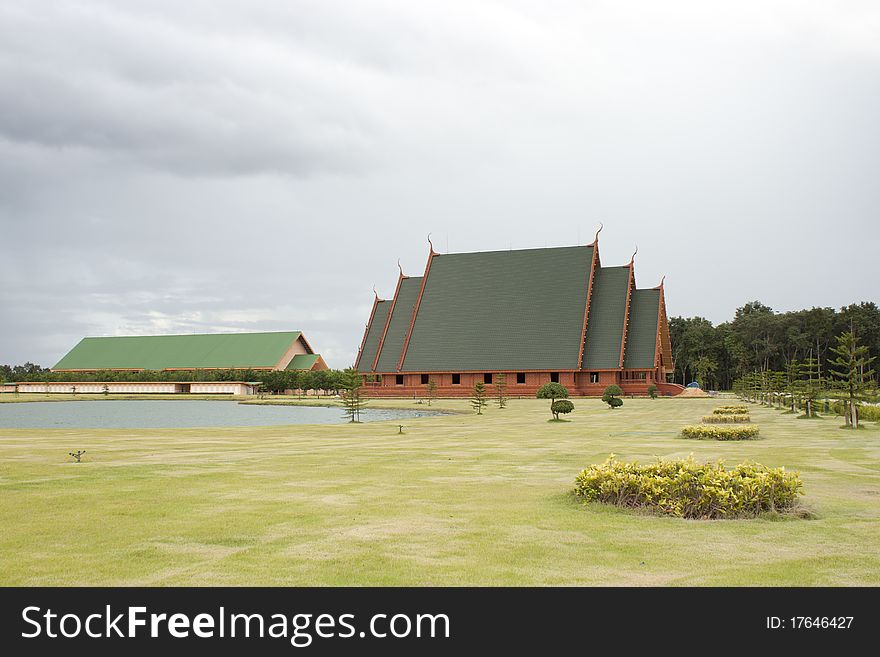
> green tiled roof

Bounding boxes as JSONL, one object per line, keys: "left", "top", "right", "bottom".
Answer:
{"left": 286, "top": 353, "right": 321, "bottom": 370}
{"left": 582, "top": 266, "right": 631, "bottom": 370}
{"left": 375, "top": 277, "right": 423, "bottom": 372}
{"left": 399, "top": 246, "right": 593, "bottom": 371}
{"left": 53, "top": 331, "right": 303, "bottom": 370}
{"left": 356, "top": 300, "right": 390, "bottom": 372}
{"left": 623, "top": 289, "right": 661, "bottom": 369}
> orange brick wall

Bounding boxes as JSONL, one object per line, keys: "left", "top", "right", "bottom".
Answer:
{"left": 363, "top": 369, "right": 677, "bottom": 398}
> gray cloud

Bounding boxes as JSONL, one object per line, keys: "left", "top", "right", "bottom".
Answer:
{"left": 1, "top": 1, "right": 879, "bottom": 367}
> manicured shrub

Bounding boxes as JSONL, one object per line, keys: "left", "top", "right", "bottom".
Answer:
{"left": 550, "top": 399, "right": 574, "bottom": 419}
{"left": 573, "top": 456, "right": 802, "bottom": 519}
{"left": 647, "top": 384, "right": 658, "bottom": 399}
{"left": 602, "top": 385, "right": 623, "bottom": 409}
{"left": 536, "top": 382, "right": 569, "bottom": 420}
{"left": 701, "top": 414, "right": 751, "bottom": 424}
{"left": 713, "top": 406, "right": 748, "bottom": 415}
{"left": 830, "top": 401, "right": 880, "bottom": 422}
{"left": 681, "top": 425, "right": 760, "bottom": 440}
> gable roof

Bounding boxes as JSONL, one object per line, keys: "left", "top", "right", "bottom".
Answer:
{"left": 581, "top": 266, "right": 631, "bottom": 370}
{"left": 286, "top": 353, "right": 321, "bottom": 371}
{"left": 355, "top": 300, "right": 390, "bottom": 372}
{"left": 374, "top": 276, "right": 423, "bottom": 372}
{"left": 623, "top": 289, "right": 661, "bottom": 369}
{"left": 399, "top": 246, "right": 594, "bottom": 371}
{"left": 53, "top": 331, "right": 306, "bottom": 371}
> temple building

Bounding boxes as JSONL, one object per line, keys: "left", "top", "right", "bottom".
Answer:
{"left": 355, "top": 232, "right": 681, "bottom": 397}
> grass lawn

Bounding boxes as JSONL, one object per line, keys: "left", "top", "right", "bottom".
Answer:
{"left": 1, "top": 396, "right": 878, "bottom": 586}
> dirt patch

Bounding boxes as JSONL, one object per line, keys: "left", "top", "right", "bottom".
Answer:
{"left": 676, "top": 387, "right": 710, "bottom": 398}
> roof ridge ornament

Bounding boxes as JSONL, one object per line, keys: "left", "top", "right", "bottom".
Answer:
{"left": 427, "top": 233, "right": 436, "bottom": 255}
{"left": 372, "top": 284, "right": 379, "bottom": 299}
{"left": 629, "top": 245, "right": 638, "bottom": 266}
{"left": 592, "top": 222, "right": 603, "bottom": 246}
{"left": 398, "top": 259, "right": 404, "bottom": 277}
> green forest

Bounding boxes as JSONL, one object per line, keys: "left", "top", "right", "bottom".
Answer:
{"left": 670, "top": 300, "right": 879, "bottom": 390}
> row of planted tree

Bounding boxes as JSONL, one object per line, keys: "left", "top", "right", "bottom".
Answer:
{"left": 1, "top": 366, "right": 358, "bottom": 397}
{"left": 732, "top": 331, "right": 877, "bottom": 429}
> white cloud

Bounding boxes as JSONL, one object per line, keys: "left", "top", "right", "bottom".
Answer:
{"left": 1, "top": 0, "right": 878, "bottom": 366}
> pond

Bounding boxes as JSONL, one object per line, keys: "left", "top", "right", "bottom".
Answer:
{"left": 0, "top": 400, "right": 447, "bottom": 429}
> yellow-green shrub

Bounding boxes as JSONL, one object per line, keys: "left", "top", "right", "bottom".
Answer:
{"left": 681, "top": 424, "right": 760, "bottom": 440}
{"left": 713, "top": 406, "right": 748, "bottom": 415}
{"left": 702, "top": 414, "right": 751, "bottom": 423}
{"left": 830, "top": 401, "right": 880, "bottom": 422}
{"left": 573, "top": 456, "right": 802, "bottom": 519}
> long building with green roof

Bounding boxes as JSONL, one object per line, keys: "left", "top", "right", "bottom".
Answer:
{"left": 53, "top": 330, "right": 328, "bottom": 373}
{"left": 355, "top": 232, "right": 680, "bottom": 397}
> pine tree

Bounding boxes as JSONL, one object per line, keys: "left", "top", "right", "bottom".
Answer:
{"left": 784, "top": 360, "right": 800, "bottom": 412}
{"left": 798, "top": 354, "right": 823, "bottom": 417}
{"left": 425, "top": 378, "right": 438, "bottom": 406}
{"left": 494, "top": 373, "right": 508, "bottom": 409}
{"left": 829, "top": 332, "right": 876, "bottom": 429}
{"left": 769, "top": 371, "right": 786, "bottom": 408}
{"left": 338, "top": 368, "right": 368, "bottom": 423}
{"left": 470, "top": 381, "right": 488, "bottom": 415}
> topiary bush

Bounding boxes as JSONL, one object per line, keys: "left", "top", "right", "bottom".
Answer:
{"left": 573, "top": 456, "right": 802, "bottom": 519}
{"left": 713, "top": 406, "right": 748, "bottom": 415}
{"left": 536, "top": 382, "right": 569, "bottom": 420}
{"left": 681, "top": 425, "right": 760, "bottom": 440}
{"left": 647, "top": 384, "right": 658, "bottom": 399}
{"left": 701, "top": 414, "right": 751, "bottom": 424}
{"left": 550, "top": 399, "right": 574, "bottom": 420}
{"left": 602, "top": 385, "right": 623, "bottom": 409}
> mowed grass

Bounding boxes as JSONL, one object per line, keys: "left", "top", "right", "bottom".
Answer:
{"left": 1, "top": 396, "right": 879, "bottom": 586}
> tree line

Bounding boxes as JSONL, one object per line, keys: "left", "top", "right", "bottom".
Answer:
{"left": 670, "top": 301, "right": 880, "bottom": 390}
{"left": 0, "top": 365, "right": 354, "bottom": 396}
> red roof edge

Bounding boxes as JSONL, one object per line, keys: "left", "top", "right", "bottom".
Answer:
{"left": 396, "top": 245, "right": 436, "bottom": 372}
{"left": 354, "top": 292, "right": 382, "bottom": 370}
{"left": 618, "top": 261, "right": 635, "bottom": 368}
{"left": 372, "top": 273, "right": 406, "bottom": 371}
{"left": 577, "top": 242, "right": 599, "bottom": 368}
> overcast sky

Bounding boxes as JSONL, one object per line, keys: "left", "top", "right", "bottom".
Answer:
{"left": 1, "top": 1, "right": 878, "bottom": 368}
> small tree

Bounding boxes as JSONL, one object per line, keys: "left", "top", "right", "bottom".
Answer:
{"left": 338, "top": 368, "right": 367, "bottom": 423}
{"left": 646, "top": 384, "right": 658, "bottom": 399}
{"left": 495, "top": 373, "right": 508, "bottom": 409}
{"left": 784, "top": 360, "right": 800, "bottom": 412}
{"left": 602, "top": 384, "right": 623, "bottom": 409}
{"left": 425, "top": 378, "right": 438, "bottom": 406}
{"left": 798, "top": 356, "right": 822, "bottom": 417}
{"left": 551, "top": 399, "right": 574, "bottom": 420}
{"left": 470, "top": 381, "right": 488, "bottom": 415}
{"left": 829, "top": 331, "right": 876, "bottom": 429}
{"left": 694, "top": 356, "right": 717, "bottom": 390}
{"left": 536, "top": 382, "right": 569, "bottom": 419}
{"left": 769, "top": 371, "right": 786, "bottom": 409}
